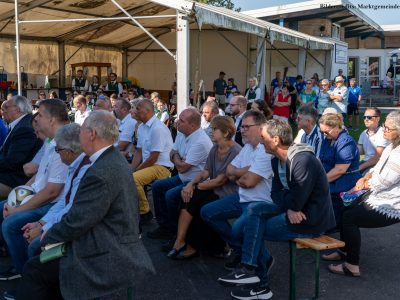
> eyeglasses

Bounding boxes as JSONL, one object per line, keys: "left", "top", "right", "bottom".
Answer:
{"left": 240, "top": 124, "right": 259, "bottom": 131}
{"left": 229, "top": 103, "right": 240, "bottom": 106}
{"left": 54, "top": 147, "right": 69, "bottom": 153}
{"left": 383, "top": 125, "right": 397, "bottom": 132}
{"left": 306, "top": 82, "right": 312, "bottom": 85}
{"left": 39, "top": 94, "right": 45, "bottom": 96}
{"left": 363, "top": 116, "right": 378, "bottom": 121}
{"left": 320, "top": 127, "right": 335, "bottom": 136}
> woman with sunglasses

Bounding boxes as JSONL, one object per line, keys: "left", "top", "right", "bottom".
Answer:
{"left": 319, "top": 113, "right": 361, "bottom": 228}
{"left": 299, "top": 80, "right": 317, "bottom": 108}
{"left": 327, "top": 111, "right": 400, "bottom": 277}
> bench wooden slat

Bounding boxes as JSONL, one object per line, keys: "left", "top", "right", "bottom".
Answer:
{"left": 293, "top": 235, "right": 345, "bottom": 250}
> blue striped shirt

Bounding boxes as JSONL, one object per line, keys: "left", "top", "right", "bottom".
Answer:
{"left": 300, "top": 125, "right": 323, "bottom": 158}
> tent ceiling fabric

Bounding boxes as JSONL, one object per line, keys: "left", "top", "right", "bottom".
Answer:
{"left": 0, "top": 0, "right": 332, "bottom": 50}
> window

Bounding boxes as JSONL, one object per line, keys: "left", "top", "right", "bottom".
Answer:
{"left": 331, "top": 23, "right": 341, "bottom": 39}
{"left": 359, "top": 57, "right": 380, "bottom": 87}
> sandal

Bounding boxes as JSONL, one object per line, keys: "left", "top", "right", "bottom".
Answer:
{"left": 328, "top": 263, "right": 360, "bottom": 277}
{"left": 322, "top": 251, "right": 346, "bottom": 261}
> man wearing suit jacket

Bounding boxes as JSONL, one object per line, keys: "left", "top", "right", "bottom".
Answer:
{"left": 229, "top": 95, "right": 247, "bottom": 146}
{"left": 17, "top": 110, "right": 154, "bottom": 300}
{"left": 0, "top": 96, "right": 42, "bottom": 198}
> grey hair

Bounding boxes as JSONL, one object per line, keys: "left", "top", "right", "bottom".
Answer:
{"left": 12, "top": 95, "right": 32, "bottom": 114}
{"left": 54, "top": 123, "right": 82, "bottom": 154}
{"left": 84, "top": 110, "right": 119, "bottom": 144}
{"left": 262, "top": 119, "right": 293, "bottom": 146}
{"left": 297, "top": 106, "right": 319, "bottom": 125}
{"left": 203, "top": 101, "right": 219, "bottom": 115}
{"left": 321, "top": 79, "right": 329, "bottom": 85}
{"left": 386, "top": 111, "right": 400, "bottom": 142}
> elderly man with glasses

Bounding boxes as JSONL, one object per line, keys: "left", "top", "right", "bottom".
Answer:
{"left": 329, "top": 76, "right": 348, "bottom": 118}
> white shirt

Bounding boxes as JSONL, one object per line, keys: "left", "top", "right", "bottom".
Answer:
{"left": 358, "top": 127, "right": 390, "bottom": 161}
{"left": 330, "top": 85, "right": 348, "bottom": 114}
{"left": 31, "top": 139, "right": 68, "bottom": 203}
{"left": 231, "top": 143, "right": 274, "bottom": 203}
{"left": 137, "top": 115, "right": 173, "bottom": 167}
{"left": 90, "top": 145, "right": 113, "bottom": 164}
{"left": 105, "top": 81, "right": 123, "bottom": 95}
{"left": 118, "top": 114, "right": 137, "bottom": 143}
{"left": 41, "top": 153, "right": 91, "bottom": 231}
{"left": 234, "top": 111, "right": 246, "bottom": 129}
{"left": 74, "top": 108, "right": 91, "bottom": 126}
{"left": 72, "top": 78, "right": 89, "bottom": 91}
{"left": 173, "top": 129, "right": 213, "bottom": 182}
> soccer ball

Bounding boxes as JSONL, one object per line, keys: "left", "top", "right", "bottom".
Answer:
{"left": 7, "top": 185, "right": 35, "bottom": 207}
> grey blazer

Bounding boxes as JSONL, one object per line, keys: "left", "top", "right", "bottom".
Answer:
{"left": 42, "top": 146, "right": 154, "bottom": 300}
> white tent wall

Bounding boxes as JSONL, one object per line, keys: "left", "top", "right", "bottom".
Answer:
{"left": 127, "top": 30, "right": 249, "bottom": 94}
{"left": 0, "top": 38, "right": 59, "bottom": 82}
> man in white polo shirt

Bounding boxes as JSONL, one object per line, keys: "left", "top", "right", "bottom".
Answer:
{"left": 358, "top": 107, "right": 390, "bottom": 175}
{"left": 131, "top": 99, "right": 173, "bottom": 223}
{"left": 0, "top": 99, "right": 69, "bottom": 280}
{"left": 114, "top": 98, "right": 137, "bottom": 154}
{"left": 329, "top": 76, "right": 348, "bottom": 117}
{"left": 148, "top": 107, "right": 213, "bottom": 239}
{"left": 201, "top": 110, "right": 274, "bottom": 269}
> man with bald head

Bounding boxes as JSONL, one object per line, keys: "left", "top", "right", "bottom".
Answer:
{"left": 0, "top": 96, "right": 42, "bottom": 198}
{"left": 131, "top": 99, "right": 173, "bottom": 223}
{"left": 93, "top": 97, "right": 112, "bottom": 112}
{"left": 229, "top": 95, "right": 247, "bottom": 146}
{"left": 148, "top": 107, "right": 213, "bottom": 239}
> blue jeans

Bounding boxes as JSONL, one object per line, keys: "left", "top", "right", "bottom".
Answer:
{"left": 151, "top": 175, "right": 186, "bottom": 232}
{"left": 200, "top": 193, "right": 246, "bottom": 255}
{"left": 243, "top": 206, "right": 317, "bottom": 287}
{"left": 0, "top": 200, "right": 54, "bottom": 273}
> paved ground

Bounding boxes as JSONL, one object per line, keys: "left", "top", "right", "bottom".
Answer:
{"left": 0, "top": 220, "right": 399, "bottom": 299}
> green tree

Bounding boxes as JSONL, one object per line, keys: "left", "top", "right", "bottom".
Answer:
{"left": 196, "top": 0, "right": 241, "bottom": 12}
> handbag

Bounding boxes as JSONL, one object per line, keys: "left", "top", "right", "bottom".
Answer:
{"left": 40, "top": 242, "right": 66, "bottom": 264}
{"left": 340, "top": 189, "right": 372, "bottom": 208}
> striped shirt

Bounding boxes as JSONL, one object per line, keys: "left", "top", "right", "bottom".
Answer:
{"left": 300, "top": 125, "right": 323, "bottom": 158}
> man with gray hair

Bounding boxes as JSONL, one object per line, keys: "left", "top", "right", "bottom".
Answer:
{"left": 201, "top": 101, "right": 220, "bottom": 139}
{"left": 18, "top": 110, "right": 153, "bottom": 300}
{"left": 0, "top": 96, "right": 42, "bottom": 198}
{"left": 296, "top": 106, "right": 324, "bottom": 158}
{"left": 0, "top": 99, "right": 69, "bottom": 281}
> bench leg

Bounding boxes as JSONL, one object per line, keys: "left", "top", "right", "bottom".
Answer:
{"left": 313, "top": 250, "right": 320, "bottom": 299}
{"left": 289, "top": 242, "right": 297, "bottom": 300}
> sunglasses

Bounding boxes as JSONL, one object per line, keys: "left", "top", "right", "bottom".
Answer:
{"left": 320, "top": 127, "right": 335, "bottom": 136}
{"left": 55, "top": 147, "right": 68, "bottom": 153}
{"left": 363, "top": 116, "right": 378, "bottom": 121}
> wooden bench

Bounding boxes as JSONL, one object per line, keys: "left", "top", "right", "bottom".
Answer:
{"left": 289, "top": 235, "right": 345, "bottom": 300}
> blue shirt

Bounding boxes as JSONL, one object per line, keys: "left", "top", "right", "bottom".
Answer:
{"left": 319, "top": 130, "right": 361, "bottom": 194}
{"left": 348, "top": 86, "right": 362, "bottom": 104}
{"left": 271, "top": 78, "right": 280, "bottom": 90}
{"left": 41, "top": 153, "right": 91, "bottom": 231}
{"left": 0, "top": 120, "right": 8, "bottom": 147}
{"left": 300, "top": 125, "right": 324, "bottom": 158}
{"left": 295, "top": 81, "right": 306, "bottom": 94}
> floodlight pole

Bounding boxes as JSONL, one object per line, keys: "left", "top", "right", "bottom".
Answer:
{"left": 14, "top": 0, "right": 22, "bottom": 95}
{"left": 176, "top": 12, "right": 189, "bottom": 114}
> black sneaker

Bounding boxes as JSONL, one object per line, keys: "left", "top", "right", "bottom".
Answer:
{"left": 0, "top": 267, "right": 21, "bottom": 281}
{"left": 230, "top": 286, "right": 273, "bottom": 300}
{"left": 218, "top": 265, "right": 260, "bottom": 287}
{"left": 3, "top": 290, "right": 16, "bottom": 300}
{"left": 147, "top": 227, "right": 175, "bottom": 240}
{"left": 224, "top": 255, "right": 242, "bottom": 271}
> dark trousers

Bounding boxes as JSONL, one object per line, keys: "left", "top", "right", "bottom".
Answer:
{"left": 16, "top": 256, "right": 62, "bottom": 300}
{"left": 181, "top": 189, "right": 226, "bottom": 254}
{"left": 341, "top": 203, "right": 399, "bottom": 265}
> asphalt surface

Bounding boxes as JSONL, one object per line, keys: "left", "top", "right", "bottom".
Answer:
{"left": 0, "top": 220, "right": 399, "bottom": 299}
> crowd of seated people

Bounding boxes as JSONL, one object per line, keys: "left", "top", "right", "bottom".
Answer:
{"left": 0, "top": 69, "right": 399, "bottom": 300}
